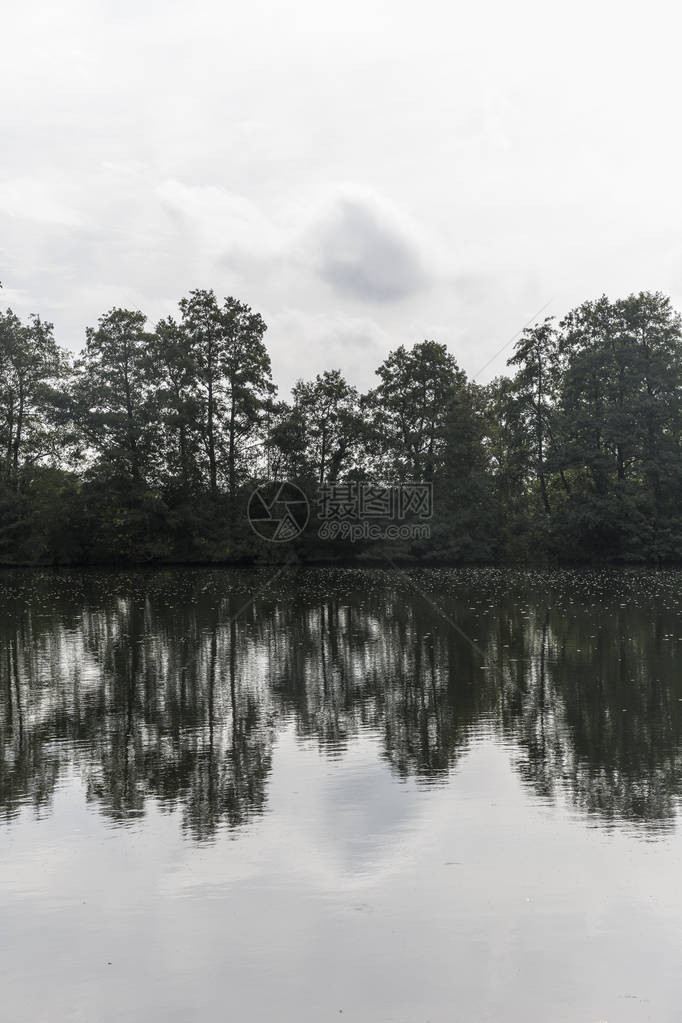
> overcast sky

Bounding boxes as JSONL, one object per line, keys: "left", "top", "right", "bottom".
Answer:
{"left": 2, "top": 0, "right": 681, "bottom": 395}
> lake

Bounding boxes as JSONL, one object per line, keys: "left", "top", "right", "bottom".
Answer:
{"left": 1, "top": 566, "right": 682, "bottom": 1022}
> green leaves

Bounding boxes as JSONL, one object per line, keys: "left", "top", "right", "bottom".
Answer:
{"left": 1, "top": 288, "right": 680, "bottom": 565}
{"left": 506, "top": 292, "right": 682, "bottom": 561}
{"left": 370, "top": 341, "right": 466, "bottom": 481}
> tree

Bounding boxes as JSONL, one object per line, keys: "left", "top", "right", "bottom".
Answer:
{"left": 148, "top": 316, "right": 203, "bottom": 497}
{"left": 0, "top": 310, "right": 70, "bottom": 491}
{"left": 370, "top": 341, "right": 466, "bottom": 480}
{"left": 477, "top": 375, "right": 535, "bottom": 557}
{"left": 70, "top": 308, "right": 173, "bottom": 562}
{"left": 287, "top": 369, "right": 364, "bottom": 483}
{"left": 553, "top": 293, "right": 682, "bottom": 560}
{"left": 263, "top": 399, "right": 309, "bottom": 481}
{"left": 432, "top": 383, "right": 496, "bottom": 560}
{"left": 508, "top": 317, "right": 564, "bottom": 515}
{"left": 178, "top": 290, "right": 274, "bottom": 500}
{"left": 73, "top": 307, "right": 153, "bottom": 484}
{"left": 619, "top": 292, "right": 682, "bottom": 558}
{"left": 0, "top": 309, "right": 74, "bottom": 563}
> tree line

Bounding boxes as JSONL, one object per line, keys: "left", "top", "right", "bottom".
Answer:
{"left": 1, "top": 287, "right": 680, "bottom": 564}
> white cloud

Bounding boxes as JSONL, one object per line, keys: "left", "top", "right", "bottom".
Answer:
{"left": 0, "top": 178, "right": 82, "bottom": 227}
{"left": 267, "top": 307, "right": 391, "bottom": 395}
{"left": 2, "top": 0, "right": 682, "bottom": 388}
{"left": 157, "top": 180, "right": 283, "bottom": 264}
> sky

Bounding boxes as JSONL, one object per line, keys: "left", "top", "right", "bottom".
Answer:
{"left": 2, "top": 0, "right": 682, "bottom": 397}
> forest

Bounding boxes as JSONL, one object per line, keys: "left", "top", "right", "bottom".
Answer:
{"left": 0, "top": 287, "right": 680, "bottom": 565}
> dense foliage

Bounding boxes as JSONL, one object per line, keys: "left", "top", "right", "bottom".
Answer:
{"left": 1, "top": 288, "right": 680, "bottom": 564}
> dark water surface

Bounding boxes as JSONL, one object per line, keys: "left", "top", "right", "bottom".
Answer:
{"left": 2, "top": 567, "right": 682, "bottom": 1022}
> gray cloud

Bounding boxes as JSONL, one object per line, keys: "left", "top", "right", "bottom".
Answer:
{"left": 314, "top": 194, "right": 428, "bottom": 302}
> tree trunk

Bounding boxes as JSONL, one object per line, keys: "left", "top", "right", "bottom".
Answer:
{"left": 207, "top": 340, "right": 217, "bottom": 498}
{"left": 12, "top": 382, "right": 24, "bottom": 491}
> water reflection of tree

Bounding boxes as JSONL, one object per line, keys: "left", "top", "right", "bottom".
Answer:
{"left": 495, "top": 597, "right": 682, "bottom": 829}
{"left": 254, "top": 580, "right": 485, "bottom": 779}
{"left": 0, "top": 576, "right": 276, "bottom": 839}
{"left": 1, "top": 569, "right": 682, "bottom": 836}
{"left": 1, "top": 629, "right": 61, "bottom": 819}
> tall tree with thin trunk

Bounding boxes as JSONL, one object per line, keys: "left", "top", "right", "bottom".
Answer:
{"left": 178, "top": 290, "right": 273, "bottom": 500}
{"left": 288, "top": 369, "right": 364, "bottom": 483}
{"left": 74, "top": 308, "right": 152, "bottom": 483}
{"left": 370, "top": 341, "right": 465, "bottom": 481}
{"left": 0, "top": 309, "right": 69, "bottom": 492}
{"left": 508, "top": 317, "right": 563, "bottom": 515}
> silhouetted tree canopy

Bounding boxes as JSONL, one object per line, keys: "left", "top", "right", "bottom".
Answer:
{"left": 0, "top": 289, "right": 680, "bottom": 564}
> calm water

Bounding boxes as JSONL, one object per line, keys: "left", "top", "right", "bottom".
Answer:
{"left": 1, "top": 566, "right": 682, "bottom": 1022}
